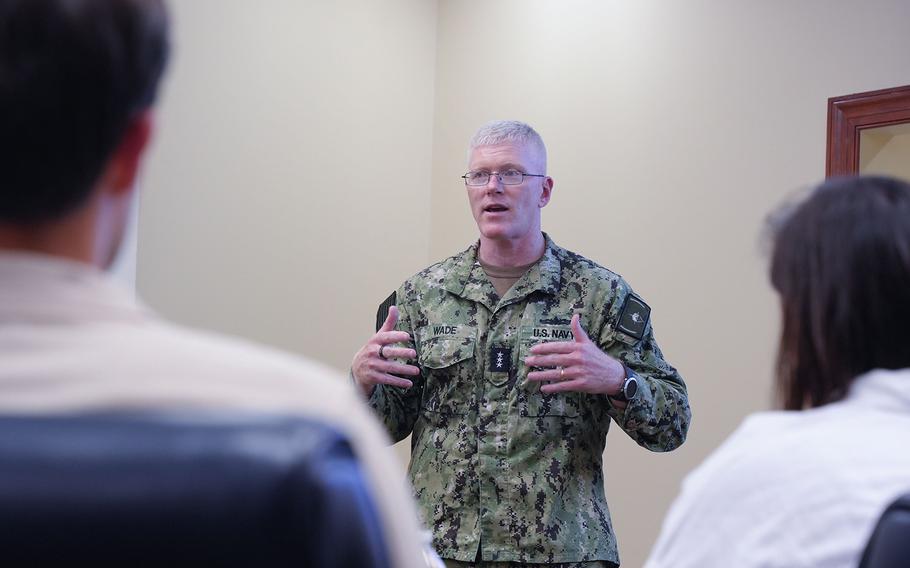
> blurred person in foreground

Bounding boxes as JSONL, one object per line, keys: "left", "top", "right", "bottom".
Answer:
{"left": 645, "top": 175, "right": 910, "bottom": 568}
{"left": 0, "top": 1, "right": 424, "bottom": 566}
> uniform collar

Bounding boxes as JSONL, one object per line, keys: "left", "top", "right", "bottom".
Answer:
{"left": 442, "top": 233, "right": 563, "bottom": 311}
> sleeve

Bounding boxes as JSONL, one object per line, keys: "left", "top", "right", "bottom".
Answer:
{"left": 366, "top": 290, "right": 425, "bottom": 443}
{"left": 598, "top": 283, "right": 691, "bottom": 452}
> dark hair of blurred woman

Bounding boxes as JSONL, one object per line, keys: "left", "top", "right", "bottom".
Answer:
{"left": 769, "top": 175, "right": 910, "bottom": 410}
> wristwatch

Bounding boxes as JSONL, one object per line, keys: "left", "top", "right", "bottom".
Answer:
{"left": 610, "top": 364, "right": 639, "bottom": 403}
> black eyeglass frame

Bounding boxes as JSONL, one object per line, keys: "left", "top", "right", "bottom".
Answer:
{"left": 461, "top": 171, "right": 547, "bottom": 186}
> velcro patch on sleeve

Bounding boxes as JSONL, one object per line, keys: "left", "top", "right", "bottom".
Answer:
{"left": 375, "top": 291, "right": 397, "bottom": 332}
{"left": 616, "top": 293, "right": 650, "bottom": 341}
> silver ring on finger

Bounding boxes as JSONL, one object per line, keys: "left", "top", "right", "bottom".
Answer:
{"left": 378, "top": 344, "right": 388, "bottom": 360}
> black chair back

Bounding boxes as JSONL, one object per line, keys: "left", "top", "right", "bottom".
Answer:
{"left": 0, "top": 413, "right": 391, "bottom": 567}
{"left": 858, "top": 493, "right": 910, "bottom": 568}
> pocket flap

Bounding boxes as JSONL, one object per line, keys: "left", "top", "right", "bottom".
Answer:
{"left": 419, "top": 336, "right": 475, "bottom": 369}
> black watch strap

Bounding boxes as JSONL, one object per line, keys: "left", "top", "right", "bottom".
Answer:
{"left": 610, "top": 364, "right": 637, "bottom": 403}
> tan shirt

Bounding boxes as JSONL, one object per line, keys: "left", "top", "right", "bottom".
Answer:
{"left": 478, "top": 257, "right": 538, "bottom": 298}
{"left": 0, "top": 252, "right": 426, "bottom": 568}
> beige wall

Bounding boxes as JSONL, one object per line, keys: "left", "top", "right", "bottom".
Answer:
{"left": 138, "top": 1, "right": 910, "bottom": 566}
{"left": 139, "top": 0, "right": 437, "bottom": 367}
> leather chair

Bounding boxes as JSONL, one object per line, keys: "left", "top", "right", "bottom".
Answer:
{"left": 0, "top": 413, "right": 391, "bottom": 567}
{"left": 858, "top": 493, "right": 910, "bottom": 568}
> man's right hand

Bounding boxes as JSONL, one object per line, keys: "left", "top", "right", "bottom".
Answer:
{"left": 352, "top": 305, "right": 420, "bottom": 398}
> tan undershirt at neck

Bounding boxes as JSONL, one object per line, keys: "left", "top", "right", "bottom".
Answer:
{"left": 479, "top": 258, "right": 539, "bottom": 299}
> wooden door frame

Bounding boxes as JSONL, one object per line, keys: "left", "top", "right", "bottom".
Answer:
{"left": 826, "top": 85, "right": 910, "bottom": 177}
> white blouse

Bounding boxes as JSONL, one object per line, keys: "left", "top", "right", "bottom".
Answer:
{"left": 645, "top": 368, "right": 910, "bottom": 568}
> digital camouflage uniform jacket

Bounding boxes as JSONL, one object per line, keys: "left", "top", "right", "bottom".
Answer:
{"left": 368, "top": 235, "right": 690, "bottom": 565}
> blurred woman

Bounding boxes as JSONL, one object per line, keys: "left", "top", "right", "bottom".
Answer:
{"left": 645, "top": 175, "right": 910, "bottom": 568}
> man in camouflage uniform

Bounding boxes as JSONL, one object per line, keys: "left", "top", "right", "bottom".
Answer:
{"left": 352, "top": 120, "right": 690, "bottom": 567}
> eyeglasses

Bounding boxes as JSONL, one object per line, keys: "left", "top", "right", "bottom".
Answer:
{"left": 462, "top": 170, "right": 546, "bottom": 186}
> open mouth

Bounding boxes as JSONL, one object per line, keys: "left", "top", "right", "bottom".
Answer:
{"left": 484, "top": 204, "right": 509, "bottom": 213}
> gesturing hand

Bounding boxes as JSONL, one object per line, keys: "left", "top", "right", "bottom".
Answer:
{"left": 525, "top": 314, "right": 625, "bottom": 396}
{"left": 351, "top": 305, "right": 420, "bottom": 397}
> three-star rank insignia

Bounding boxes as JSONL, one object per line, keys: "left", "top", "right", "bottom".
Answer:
{"left": 617, "top": 293, "right": 650, "bottom": 342}
{"left": 489, "top": 347, "right": 512, "bottom": 373}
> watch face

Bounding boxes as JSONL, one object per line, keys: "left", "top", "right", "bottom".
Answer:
{"left": 624, "top": 377, "right": 639, "bottom": 400}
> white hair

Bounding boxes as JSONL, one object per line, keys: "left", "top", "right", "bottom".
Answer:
{"left": 468, "top": 120, "right": 547, "bottom": 172}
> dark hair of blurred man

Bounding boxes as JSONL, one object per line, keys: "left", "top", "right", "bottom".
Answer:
{"left": 0, "top": 0, "right": 167, "bottom": 264}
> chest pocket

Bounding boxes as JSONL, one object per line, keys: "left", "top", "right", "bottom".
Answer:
{"left": 418, "top": 333, "right": 476, "bottom": 416}
{"left": 517, "top": 326, "right": 581, "bottom": 418}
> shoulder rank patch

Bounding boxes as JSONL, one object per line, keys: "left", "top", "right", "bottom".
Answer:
{"left": 616, "top": 293, "right": 650, "bottom": 341}
{"left": 375, "top": 291, "right": 396, "bottom": 332}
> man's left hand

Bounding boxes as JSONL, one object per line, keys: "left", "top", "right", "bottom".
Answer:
{"left": 525, "top": 314, "right": 625, "bottom": 396}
